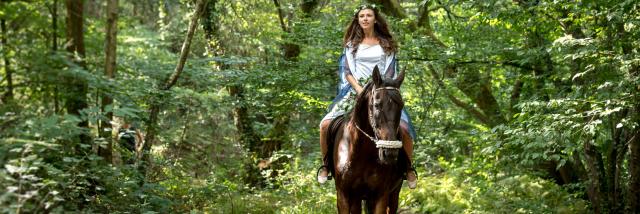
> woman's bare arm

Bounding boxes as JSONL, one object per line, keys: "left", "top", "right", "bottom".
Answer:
{"left": 346, "top": 73, "right": 363, "bottom": 94}
{"left": 343, "top": 57, "right": 363, "bottom": 94}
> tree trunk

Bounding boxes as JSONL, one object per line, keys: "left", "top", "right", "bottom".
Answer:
{"left": 626, "top": 63, "right": 640, "bottom": 213}
{"left": 98, "top": 0, "right": 118, "bottom": 163}
{"left": 367, "top": 0, "right": 407, "bottom": 19}
{"left": 415, "top": 0, "right": 446, "bottom": 47}
{"left": 607, "top": 111, "right": 628, "bottom": 213}
{"left": 300, "top": 0, "right": 318, "bottom": 18}
{"left": 85, "top": 0, "right": 102, "bottom": 18}
{"left": 618, "top": 19, "right": 640, "bottom": 213}
{"left": 201, "top": 1, "right": 266, "bottom": 186}
{"left": 65, "top": 0, "right": 90, "bottom": 147}
{"left": 229, "top": 85, "right": 265, "bottom": 186}
{"left": 139, "top": 0, "right": 208, "bottom": 177}
{"left": 133, "top": 0, "right": 159, "bottom": 28}
{"left": 160, "top": 0, "right": 174, "bottom": 26}
{"left": 227, "top": 85, "right": 261, "bottom": 153}
{"left": 509, "top": 78, "right": 523, "bottom": 114}
{"left": 146, "top": 0, "right": 159, "bottom": 28}
{"left": 427, "top": 64, "right": 492, "bottom": 125}
{"left": 270, "top": 0, "right": 300, "bottom": 158}
{"left": 273, "top": 0, "right": 300, "bottom": 60}
{"left": 201, "top": 0, "right": 219, "bottom": 54}
{"left": 52, "top": 0, "right": 60, "bottom": 113}
{"left": 454, "top": 69, "right": 505, "bottom": 127}
{"left": 583, "top": 138, "right": 606, "bottom": 214}
{"left": 630, "top": 127, "right": 640, "bottom": 213}
{"left": 1, "top": 18, "right": 12, "bottom": 103}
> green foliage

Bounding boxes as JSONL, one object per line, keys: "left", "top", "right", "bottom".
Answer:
{"left": 402, "top": 162, "right": 587, "bottom": 214}
{"left": 2, "top": 0, "right": 637, "bottom": 212}
{"left": 1, "top": 115, "right": 115, "bottom": 212}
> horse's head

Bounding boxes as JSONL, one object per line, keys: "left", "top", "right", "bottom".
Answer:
{"left": 355, "top": 66, "right": 405, "bottom": 165}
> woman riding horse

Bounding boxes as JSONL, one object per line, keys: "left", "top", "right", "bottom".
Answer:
{"left": 329, "top": 66, "right": 409, "bottom": 213}
{"left": 317, "top": 4, "right": 417, "bottom": 188}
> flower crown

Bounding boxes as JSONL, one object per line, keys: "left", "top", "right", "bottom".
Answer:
{"left": 353, "top": 4, "right": 378, "bottom": 14}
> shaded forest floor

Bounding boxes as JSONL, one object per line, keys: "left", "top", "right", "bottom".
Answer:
{"left": 145, "top": 151, "right": 589, "bottom": 213}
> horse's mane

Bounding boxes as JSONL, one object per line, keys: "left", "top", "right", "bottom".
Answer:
{"left": 351, "top": 82, "right": 375, "bottom": 126}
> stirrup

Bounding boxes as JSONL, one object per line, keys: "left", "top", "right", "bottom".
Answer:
{"left": 405, "top": 165, "right": 418, "bottom": 189}
{"left": 316, "top": 165, "right": 332, "bottom": 183}
{"left": 409, "top": 165, "right": 418, "bottom": 180}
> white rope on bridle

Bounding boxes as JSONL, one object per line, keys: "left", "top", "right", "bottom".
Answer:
{"left": 354, "top": 86, "right": 403, "bottom": 149}
{"left": 376, "top": 140, "right": 403, "bottom": 148}
{"left": 354, "top": 124, "right": 402, "bottom": 148}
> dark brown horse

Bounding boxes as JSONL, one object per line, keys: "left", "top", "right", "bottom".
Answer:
{"left": 326, "top": 66, "right": 407, "bottom": 213}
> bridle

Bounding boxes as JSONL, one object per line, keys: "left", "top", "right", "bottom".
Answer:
{"left": 354, "top": 86, "right": 403, "bottom": 149}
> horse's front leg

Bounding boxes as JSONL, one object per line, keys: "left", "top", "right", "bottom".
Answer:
{"left": 372, "top": 194, "right": 389, "bottom": 214}
{"left": 387, "top": 187, "right": 401, "bottom": 213}
{"left": 336, "top": 190, "right": 350, "bottom": 214}
{"left": 349, "top": 197, "right": 362, "bottom": 214}
{"left": 337, "top": 190, "right": 362, "bottom": 214}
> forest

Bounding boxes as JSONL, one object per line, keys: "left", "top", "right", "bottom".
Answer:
{"left": 0, "top": 0, "right": 638, "bottom": 213}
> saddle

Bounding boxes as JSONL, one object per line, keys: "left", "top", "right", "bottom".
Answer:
{"left": 321, "top": 115, "right": 346, "bottom": 179}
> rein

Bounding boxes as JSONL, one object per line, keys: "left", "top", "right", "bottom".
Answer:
{"left": 354, "top": 86, "right": 403, "bottom": 149}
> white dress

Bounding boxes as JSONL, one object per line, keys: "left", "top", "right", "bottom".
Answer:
{"left": 321, "top": 43, "right": 416, "bottom": 139}
{"left": 322, "top": 44, "right": 394, "bottom": 122}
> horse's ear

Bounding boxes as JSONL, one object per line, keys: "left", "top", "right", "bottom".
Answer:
{"left": 372, "top": 66, "right": 383, "bottom": 86}
{"left": 394, "top": 67, "right": 405, "bottom": 87}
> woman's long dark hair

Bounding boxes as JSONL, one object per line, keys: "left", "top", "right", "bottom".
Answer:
{"left": 343, "top": 6, "right": 397, "bottom": 56}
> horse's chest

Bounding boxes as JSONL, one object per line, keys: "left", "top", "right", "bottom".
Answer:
{"left": 334, "top": 127, "right": 402, "bottom": 191}
{"left": 339, "top": 168, "right": 398, "bottom": 193}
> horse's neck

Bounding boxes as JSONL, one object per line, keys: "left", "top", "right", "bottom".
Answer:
{"left": 351, "top": 91, "right": 372, "bottom": 132}
{"left": 349, "top": 101, "right": 376, "bottom": 153}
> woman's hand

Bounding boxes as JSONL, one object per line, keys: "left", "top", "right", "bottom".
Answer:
{"left": 354, "top": 85, "right": 364, "bottom": 94}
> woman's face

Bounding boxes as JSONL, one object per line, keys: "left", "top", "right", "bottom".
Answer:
{"left": 357, "top": 9, "right": 376, "bottom": 31}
